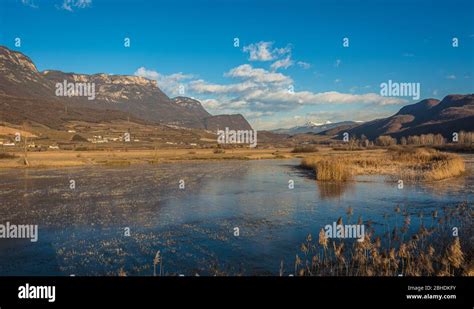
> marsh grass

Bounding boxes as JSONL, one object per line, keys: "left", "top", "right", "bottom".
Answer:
{"left": 153, "top": 250, "right": 162, "bottom": 276}
{"left": 292, "top": 202, "right": 473, "bottom": 276}
{"left": 315, "top": 160, "right": 351, "bottom": 181}
{"left": 213, "top": 148, "right": 225, "bottom": 154}
{"left": 292, "top": 145, "right": 319, "bottom": 153}
{"left": 332, "top": 146, "right": 366, "bottom": 151}
{"left": 301, "top": 147, "right": 465, "bottom": 182}
{"left": 0, "top": 152, "right": 18, "bottom": 159}
{"left": 301, "top": 156, "right": 352, "bottom": 181}
{"left": 391, "top": 148, "right": 465, "bottom": 181}
{"left": 100, "top": 160, "right": 132, "bottom": 166}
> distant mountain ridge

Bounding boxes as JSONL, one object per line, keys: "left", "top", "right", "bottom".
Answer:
{"left": 272, "top": 121, "right": 357, "bottom": 135}
{"left": 327, "top": 95, "right": 474, "bottom": 139}
{"left": 0, "top": 46, "right": 252, "bottom": 131}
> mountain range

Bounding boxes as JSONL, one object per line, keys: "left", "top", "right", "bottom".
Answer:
{"left": 1, "top": 46, "right": 472, "bottom": 143}
{"left": 0, "top": 46, "right": 251, "bottom": 131}
{"left": 272, "top": 121, "right": 358, "bottom": 135}
{"left": 270, "top": 95, "right": 474, "bottom": 140}
{"left": 335, "top": 95, "right": 474, "bottom": 140}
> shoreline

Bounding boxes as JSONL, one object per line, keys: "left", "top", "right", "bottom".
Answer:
{"left": 1, "top": 147, "right": 472, "bottom": 179}
{"left": 0, "top": 148, "right": 302, "bottom": 170}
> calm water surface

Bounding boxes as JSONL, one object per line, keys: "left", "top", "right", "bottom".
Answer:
{"left": 0, "top": 157, "right": 472, "bottom": 275}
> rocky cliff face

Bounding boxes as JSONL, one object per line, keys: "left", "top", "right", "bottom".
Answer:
{"left": 0, "top": 47, "right": 55, "bottom": 98}
{"left": 41, "top": 69, "right": 205, "bottom": 127}
{"left": 172, "top": 96, "right": 211, "bottom": 119}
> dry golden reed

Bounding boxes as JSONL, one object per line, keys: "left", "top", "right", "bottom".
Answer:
{"left": 301, "top": 147, "right": 465, "bottom": 182}
{"left": 291, "top": 202, "right": 472, "bottom": 276}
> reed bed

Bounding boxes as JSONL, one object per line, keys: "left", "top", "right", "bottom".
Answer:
{"left": 290, "top": 202, "right": 473, "bottom": 276}
{"left": 313, "top": 160, "right": 351, "bottom": 181}
{"left": 292, "top": 145, "right": 319, "bottom": 153}
{"left": 0, "top": 152, "right": 18, "bottom": 159}
{"left": 301, "top": 147, "right": 465, "bottom": 181}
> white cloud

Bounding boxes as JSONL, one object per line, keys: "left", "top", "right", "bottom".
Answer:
{"left": 242, "top": 41, "right": 291, "bottom": 62}
{"left": 446, "top": 75, "right": 456, "bottom": 80}
{"left": 134, "top": 67, "right": 195, "bottom": 96}
{"left": 297, "top": 61, "right": 311, "bottom": 69}
{"left": 135, "top": 36, "right": 408, "bottom": 129}
{"left": 243, "top": 41, "right": 274, "bottom": 61}
{"left": 134, "top": 67, "right": 160, "bottom": 79}
{"left": 200, "top": 99, "right": 220, "bottom": 109}
{"left": 189, "top": 79, "right": 257, "bottom": 94}
{"left": 242, "top": 90, "right": 405, "bottom": 108}
{"left": 274, "top": 45, "right": 292, "bottom": 56}
{"left": 187, "top": 62, "right": 406, "bottom": 115}
{"left": 242, "top": 111, "right": 275, "bottom": 120}
{"left": 59, "top": 0, "right": 92, "bottom": 11}
{"left": 135, "top": 60, "right": 406, "bottom": 123}
{"left": 21, "top": 0, "right": 38, "bottom": 8}
{"left": 270, "top": 56, "right": 294, "bottom": 71}
{"left": 224, "top": 64, "right": 292, "bottom": 85}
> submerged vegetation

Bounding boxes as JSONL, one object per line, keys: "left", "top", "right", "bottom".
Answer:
{"left": 290, "top": 202, "right": 473, "bottom": 276}
{"left": 301, "top": 147, "right": 465, "bottom": 182}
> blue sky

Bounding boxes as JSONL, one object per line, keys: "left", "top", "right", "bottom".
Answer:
{"left": 0, "top": 0, "right": 473, "bottom": 129}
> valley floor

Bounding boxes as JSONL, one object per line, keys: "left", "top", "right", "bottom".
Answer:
{"left": 0, "top": 146, "right": 469, "bottom": 184}
{"left": 0, "top": 147, "right": 299, "bottom": 169}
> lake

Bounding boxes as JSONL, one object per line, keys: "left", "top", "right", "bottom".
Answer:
{"left": 0, "top": 157, "right": 472, "bottom": 275}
